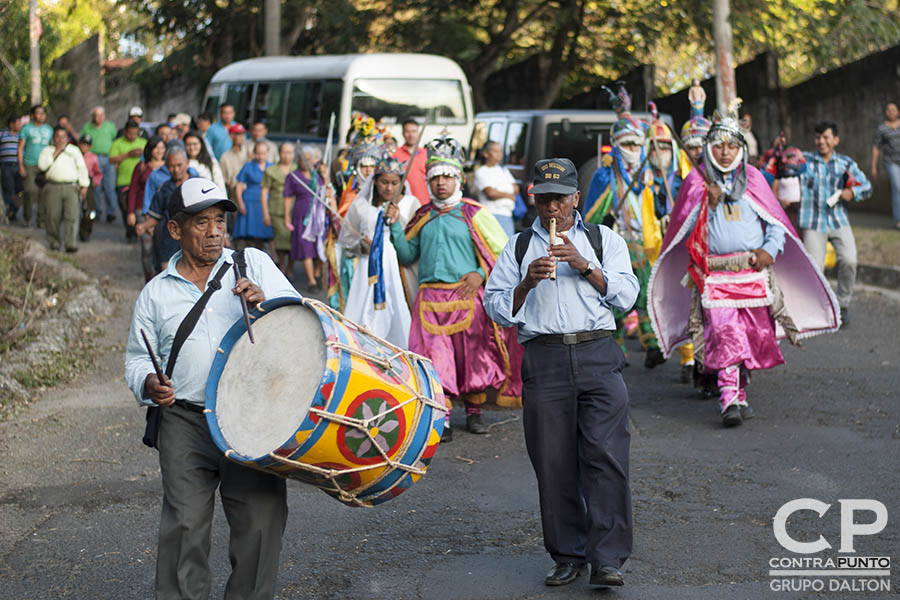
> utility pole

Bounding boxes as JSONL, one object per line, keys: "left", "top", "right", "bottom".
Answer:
{"left": 712, "top": 0, "right": 736, "bottom": 114}
{"left": 29, "top": 0, "right": 41, "bottom": 104}
{"left": 265, "top": 0, "right": 281, "bottom": 56}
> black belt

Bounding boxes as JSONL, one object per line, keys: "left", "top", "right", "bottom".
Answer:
{"left": 47, "top": 180, "right": 77, "bottom": 185}
{"left": 532, "top": 330, "right": 613, "bottom": 345}
{"left": 173, "top": 399, "right": 205, "bottom": 413}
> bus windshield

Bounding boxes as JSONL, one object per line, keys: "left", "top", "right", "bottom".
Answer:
{"left": 352, "top": 79, "right": 467, "bottom": 125}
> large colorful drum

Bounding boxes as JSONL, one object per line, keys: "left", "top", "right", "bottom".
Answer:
{"left": 205, "top": 296, "right": 447, "bottom": 507}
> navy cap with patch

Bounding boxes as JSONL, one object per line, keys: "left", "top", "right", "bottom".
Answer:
{"left": 531, "top": 158, "right": 578, "bottom": 195}
{"left": 168, "top": 177, "right": 236, "bottom": 217}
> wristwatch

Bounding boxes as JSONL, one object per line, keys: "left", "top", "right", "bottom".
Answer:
{"left": 581, "top": 261, "right": 597, "bottom": 278}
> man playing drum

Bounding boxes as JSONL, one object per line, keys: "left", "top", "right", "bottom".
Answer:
{"left": 484, "top": 159, "right": 638, "bottom": 588}
{"left": 124, "top": 177, "right": 299, "bottom": 599}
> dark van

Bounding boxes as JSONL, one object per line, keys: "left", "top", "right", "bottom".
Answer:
{"left": 466, "top": 109, "right": 674, "bottom": 225}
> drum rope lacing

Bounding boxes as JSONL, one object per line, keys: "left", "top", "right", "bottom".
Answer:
{"left": 243, "top": 298, "right": 450, "bottom": 507}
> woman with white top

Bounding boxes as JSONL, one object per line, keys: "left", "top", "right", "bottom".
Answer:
{"left": 183, "top": 131, "right": 226, "bottom": 191}
{"left": 472, "top": 141, "right": 519, "bottom": 236}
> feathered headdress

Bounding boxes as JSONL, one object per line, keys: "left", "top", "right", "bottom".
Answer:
{"left": 603, "top": 82, "right": 644, "bottom": 146}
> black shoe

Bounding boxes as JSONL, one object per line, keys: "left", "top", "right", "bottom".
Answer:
{"left": 65, "top": 247, "right": 78, "bottom": 254}
{"left": 441, "top": 425, "right": 452, "bottom": 443}
{"left": 680, "top": 364, "right": 693, "bottom": 383}
{"left": 545, "top": 562, "right": 585, "bottom": 586}
{"left": 106, "top": 214, "right": 116, "bottom": 223}
{"left": 644, "top": 348, "right": 666, "bottom": 369}
{"left": 466, "top": 413, "right": 488, "bottom": 434}
{"left": 590, "top": 565, "right": 624, "bottom": 587}
{"left": 722, "top": 404, "right": 742, "bottom": 427}
{"left": 739, "top": 404, "right": 755, "bottom": 420}
{"left": 840, "top": 307, "right": 849, "bottom": 328}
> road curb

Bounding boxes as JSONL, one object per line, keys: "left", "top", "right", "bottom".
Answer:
{"left": 826, "top": 262, "right": 900, "bottom": 290}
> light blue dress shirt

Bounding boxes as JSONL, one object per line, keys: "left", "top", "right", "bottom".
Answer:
{"left": 484, "top": 211, "right": 639, "bottom": 343}
{"left": 125, "top": 247, "right": 300, "bottom": 407}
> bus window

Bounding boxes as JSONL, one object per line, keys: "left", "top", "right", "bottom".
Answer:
{"left": 253, "top": 83, "right": 287, "bottom": 133}
{"left": 284, "top": 81, "right": 322, "bottom": 136}
{"left": 224, "top": 83, "right": 254, "bottom": 125}
{"left": 318, "top": 80, "right": 343, "bottom": 138}
{"left": 505, "top": 122, "right": 528, "bottom": 166}
{"left": 352, "top": 79, "right": 467, "bottom": 125}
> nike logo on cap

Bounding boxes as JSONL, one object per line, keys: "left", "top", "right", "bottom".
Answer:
{"left": 201, "top": 187, "right": 215, "bottom": 194}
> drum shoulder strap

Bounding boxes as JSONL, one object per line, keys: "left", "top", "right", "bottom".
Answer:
{"left": 164, "top": 252, "right": 240, "bottom": 378}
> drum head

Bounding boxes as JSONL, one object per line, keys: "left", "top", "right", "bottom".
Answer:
{"left": 215, "top": 303, "right": 326, "bottom": 459}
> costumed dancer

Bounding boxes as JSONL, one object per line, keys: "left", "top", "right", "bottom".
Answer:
{"left": 582, "top": 83, "right": 665, "bottom": 368}
{"left": 386, "top": 136, "right": 523, "bottom": 440}
{"left": 648, "top": 100, "right": 841, "bottom": 427}
{"left": 760, "top": 132, "right": 807, "bottom": 232}
{"left": 341, "top": 153, "right": 419, "bottom": 348}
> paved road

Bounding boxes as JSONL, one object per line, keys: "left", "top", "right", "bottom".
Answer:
{"left": 0, "top": 221, "right": 898, "bottom": 599}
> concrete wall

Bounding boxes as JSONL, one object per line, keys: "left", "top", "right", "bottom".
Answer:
{"left": 51, "top": 35, "right": 204, "bottom": 132}
{"left": 654, "top": 47, "right": 900, "bottom": 215}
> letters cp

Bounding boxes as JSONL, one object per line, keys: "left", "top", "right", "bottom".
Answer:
{"left": 773, "top": 499, "right": 888, "bottom": 554}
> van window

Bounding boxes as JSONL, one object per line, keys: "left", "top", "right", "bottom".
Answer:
{"left": 224, "top": 83, "right": 254, "bottom": 125}
{"left": 352, "top": 79, "right": 467, "bottom": 125}
{"left": 468, "top": 121, "right": 487, "bottom": 162}
{"left": 253, "top": 83, "right": 287, "bottom": 133}
{"left": 546, "top": 121, "right": 611, "bottom": 173}
{"left": 505, "top": 122, "right": 528, "bottom": 166}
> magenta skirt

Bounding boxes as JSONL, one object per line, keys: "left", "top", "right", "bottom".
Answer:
{"left": 703, "top": 305, "right": 784, "bottom": 371}
{"left": 409, "top": 283, "right": 522, "bottom": 406}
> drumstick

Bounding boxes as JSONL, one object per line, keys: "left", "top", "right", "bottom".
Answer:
{"left": 140, "top": 329, "right": 165, "bottom": 383}
{"left": 232, "top": 262, "right": 256, "bottom": 344}
{"left": 549, "top": 217, "right": 557, "bottom": 280}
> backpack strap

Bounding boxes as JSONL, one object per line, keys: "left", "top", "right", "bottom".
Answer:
{"left": 583, "top": 222, "right": 604, "bottom": 265}
{"left": 514, "top": 230, "right": 534, "bottom": 267}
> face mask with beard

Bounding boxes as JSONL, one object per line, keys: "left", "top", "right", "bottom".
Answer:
{"left": 649, "top": 148, "right": 673, "bottom": 172}
{"left": 619, "top": 146, "right": 642, "bottom": 169}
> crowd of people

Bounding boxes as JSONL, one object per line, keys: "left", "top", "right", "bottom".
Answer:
{"left": 6, "top": 86, "right": 880, "bottom": 595}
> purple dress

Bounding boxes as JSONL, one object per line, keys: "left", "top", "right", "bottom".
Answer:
{"left": 284, "top": 170, "right": 323, "bottom": 260}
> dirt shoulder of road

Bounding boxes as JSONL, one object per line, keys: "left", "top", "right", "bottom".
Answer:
{"left": 0, "top": 231, "right": 115, "bottom": 420}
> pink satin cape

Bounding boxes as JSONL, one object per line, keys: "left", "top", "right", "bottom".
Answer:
{"left": 648, "top": 165, "right": 840, "bottom": 357}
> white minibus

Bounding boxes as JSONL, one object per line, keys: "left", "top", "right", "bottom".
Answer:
{"left": 202, "top": 53, "right": 474, "bottom": 147}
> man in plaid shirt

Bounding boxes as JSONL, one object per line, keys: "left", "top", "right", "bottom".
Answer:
{"left": 798, "top": 120, "right": 871, "bottom": 326}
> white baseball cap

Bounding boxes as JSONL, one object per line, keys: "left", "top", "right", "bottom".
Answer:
{"left": 128, "top": 106, "right": 143, "bottom": 117}
{"left": 168, "top": 178, "right": 236, "bottom": 216}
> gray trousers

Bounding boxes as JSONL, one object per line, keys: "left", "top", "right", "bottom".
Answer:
{"left": 522, "top": 336, "right": 633, "bottom": 569}
{"left": 44, "top": 182, "right": 79, "bottom": 251}
{"left": 802, "top": 226, "right": 857, "bottom": 308}
{"left": 22, "top": 164, "right": 44, "bottom": 224}
{"left": 157, "top": 403, "right": 287, "bottom": 600}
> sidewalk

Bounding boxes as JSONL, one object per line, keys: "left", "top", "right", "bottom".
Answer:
{"left": 840, "top": 212, "right": 900, "bottom": 289}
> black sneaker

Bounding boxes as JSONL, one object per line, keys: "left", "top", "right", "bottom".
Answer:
{"left": 644, "top": 348, "right": 666, "bottom": 369}
{"left": 441, "top": 425, "right": 453, "bottom": 443}
{"left": 722, "top": 405, "right": 742, "bottom": 427}
{"left": 840, "top": 307, "right": 849, "bottom": 328}
{"left": 466, "top": 413, "right": 488, "bottom": 434}
{"left": 739, "top": 404, "right": 755, "bottom": 420}
{"left": 680, "top": 364, "right": 693, "bottom": 383}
